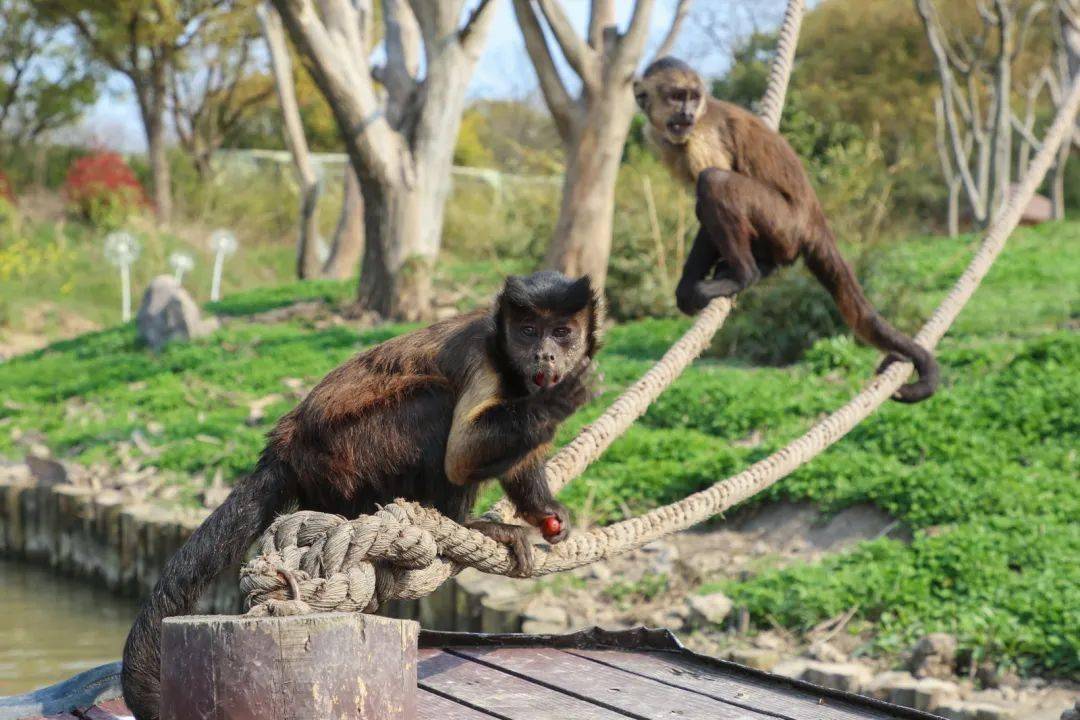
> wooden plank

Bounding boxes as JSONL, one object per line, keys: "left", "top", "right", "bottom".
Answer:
{"left": 451, "top": 648, "right": 777, "bottom": 720}
{"left": 568, "top": 649, "right": 896, "bottom": 720}
{"left": 417, "top": 688, "right": 500, "bottom": 719}
{"left": 419, "top": 648, "right": 631, "bottom": 719}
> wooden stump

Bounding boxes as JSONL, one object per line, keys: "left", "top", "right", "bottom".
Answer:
{"left": 160, "top": 612, "right": 418, "bottom": 720}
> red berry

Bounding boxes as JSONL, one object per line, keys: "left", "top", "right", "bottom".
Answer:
{"left": 541, "top": 516, "right": 562, "bottom": 539}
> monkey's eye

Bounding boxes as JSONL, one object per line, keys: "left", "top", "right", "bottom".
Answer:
{"left": 520, "top": 325, "right": 537, "bottom": 337}
{"left": 552, "top": 326, "right": 571, "bottom": 339}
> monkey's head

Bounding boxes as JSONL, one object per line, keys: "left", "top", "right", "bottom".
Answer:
{"left": 495, "top": 271, "right": 601, "bottom": 394}
{"left": 634, "top": 56, "right": 707, "bottom": 145}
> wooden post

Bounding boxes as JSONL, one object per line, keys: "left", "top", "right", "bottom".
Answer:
{"left": 160, "top": 612, "right": 418, "bottom": 720}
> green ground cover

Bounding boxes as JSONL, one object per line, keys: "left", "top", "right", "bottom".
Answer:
{"left": 0, "top": 221, "right": 1076, "bottom": 676}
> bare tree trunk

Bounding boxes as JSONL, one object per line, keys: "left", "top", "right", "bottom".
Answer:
{"left": 987, "top": 0, "right": 1014, "bottom": 224}
{"left": 270, "top": 0, "right": 495, "bottom": 319}
{"left": 322, "top": 165, "right": 365, "bottom": 279}
{"left": 140, "top": 83, "right": 173, "bottom": 223}
{"left": 515, "top": 0, "right": 690, "bottom": 291}
{"left": 948, "top": 177, "right": 961, "bottom": 236}
{"left": 545, "top": 95, "right": 635, "bottom": 286}
{"left": 1051, "top": 141, "right": 1070, "bottom": 219}
{"left": 357, "top": 179, "right": 430, "bottom": 319}
{"left": 260, "top": 3, "right": 323, "bottom": 279}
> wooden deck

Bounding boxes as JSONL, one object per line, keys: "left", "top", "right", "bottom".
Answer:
{"left": 6, "top": 628, "right": 944, "bottom": 720}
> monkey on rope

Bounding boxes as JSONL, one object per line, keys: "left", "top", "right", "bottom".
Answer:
{"left": 634, "top": 57, "right": 939, "bottom": 403}
{"left": 121, "top": 271, "right": 600, "bottom": 720}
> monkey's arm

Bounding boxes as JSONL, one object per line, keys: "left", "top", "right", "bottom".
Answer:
{"left": 445, "top": 363, "right": 589, "bottom": 486}
{"left": 464, "top": 452, "right": 570, "bottom": 576}
{"left": 445, "top": 390, "right": 574, "bottom": 485}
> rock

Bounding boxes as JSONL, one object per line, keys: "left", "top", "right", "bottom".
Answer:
{"left": 801, "top": 661, "right": 873, "bottom": 693}
{"left": 137, "top": 275, "right": 219, "bottom": 351}
{"left": 935, "top": 700, "right": 970, "bottom": 719}
{"left": 808, "top": 641, "right": 847, "bottom": 663}
{"left": 1061, "top": 701, "right": 1080, "bottom": 720}
{"left": 640, "top": 540, "right": 679, "bottom": 575}
{"left": 1012, "top": 183, "right": 1053, "bottom": 225}
{"left": 686, "top": 592, "right": 733, "bottom": 626}
{"left": 772, "top": 659, "right": 809, "bottom": 679}
{"left": 967, "top": 699, "right": 1015, "bottom": 716}
{"left": 751, "top": 631, "right": 785, "bottom": 651}
{"left": 522, "top": 601, "right": 568, "bottom": 627}
{"left": 866, "top": 671, "right": 918, "bottom": 701}
{"left": 909, "top": 632, "right": 958, "bottom": 679}
{"left": 875, "top": 674, "right": 959, "bottom": 712}
{"left": 582, "top": 563, "right": 613, "bottom": 582}
{"left": 912, "top": 678, "right": 961, "bottom": 710}
{"left": 25, "top": 455, "right": 67, "bottom": 486}
{"left": 648, "top": 609, "right": 686, "bottom": 631}
{"left": 727, "top": 647, "right": 780, "bottom": 671}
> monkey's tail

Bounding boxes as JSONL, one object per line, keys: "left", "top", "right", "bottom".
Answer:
{"left": 802, "top": 228, "right": 939, "bottom": 403}
{"left": 120, "top": 450, "right": 293, "bottom": 720}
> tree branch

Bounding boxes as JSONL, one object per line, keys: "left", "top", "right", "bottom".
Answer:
{"left": 587, "top": 0, "right": 614, "bottom": 51}
{"left": 536, "top": 0, "right": 596, "bottom": 81}
{"left": 512, "top": 0, "right": 576, "bottom": 141}
{"left": 652, "top": 0, "right": 693, "bottom": 62}
{"left": 613, "top": 0, "right": 656, "bottom": 74}
{"left": 459, "top": 0, "right": 497, "bottom": 58}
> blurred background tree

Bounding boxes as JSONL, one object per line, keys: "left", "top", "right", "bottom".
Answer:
{"left": 0, "top": 0, "right": 98, "bottom": 165}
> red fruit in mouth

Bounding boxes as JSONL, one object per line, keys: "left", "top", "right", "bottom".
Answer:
{"left": 551, "top": 372, "right": 560, "bottom": 384}
{"left": 541, "top": 516, "right": 562, "bottom": 539}
{"left": 533, "top": 371, "right": 545, "bottom": 386}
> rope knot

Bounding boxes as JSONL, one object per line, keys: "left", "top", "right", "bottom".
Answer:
{"left": 240, "top": 501, "right": 472, "bottom": 615}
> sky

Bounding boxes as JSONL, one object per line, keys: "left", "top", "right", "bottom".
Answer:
{"left": 76, "top": 1, "right": 780, "bottom": 152}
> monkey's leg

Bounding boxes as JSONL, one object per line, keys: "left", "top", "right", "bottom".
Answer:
{"left": 675, "top": 228, "right": 722, "bottom": 315}
{"left": 694, "top": 169, "right": 763, "bottom": 299}
{"left": 692, "top": 169, "right": 800, "bottom": 303}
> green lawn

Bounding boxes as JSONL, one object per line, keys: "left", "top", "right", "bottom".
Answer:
{"left": 0, "top": 221, "right": 1077, "bottom": 676}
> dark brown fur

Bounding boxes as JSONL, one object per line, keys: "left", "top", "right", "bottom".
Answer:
{"left": 121, "top": 272, "right": 600, "bottom": 720}
{"left": 635, "top": 57, "right": 938, "bottom": 403}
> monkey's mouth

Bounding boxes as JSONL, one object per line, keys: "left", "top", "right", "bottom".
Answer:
{"left": 533, "top": 370, "right": 561, "bottom": 388}
{"left": 667, "top": 118, "right": 693, "bottom": 136}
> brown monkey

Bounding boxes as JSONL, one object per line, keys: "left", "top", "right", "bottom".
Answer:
{"left": 121, "top": 271, "right": 600, "bottom": 720}
{"left": 634, "top": 57, "right": 938, "bottom": 402}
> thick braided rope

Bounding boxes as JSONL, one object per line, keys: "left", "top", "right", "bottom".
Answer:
{"left": 242, "top": 78, "right": 1080, "bottom": 613}
{"left": 487, "top": 0, "right": 805, "bottom": 523}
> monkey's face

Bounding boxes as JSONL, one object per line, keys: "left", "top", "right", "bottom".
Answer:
{"left": 635, "top": 71, "right": 706, "bottom": 145}
{"left": 505, "top": 310, "right": 589, "bottom": 393}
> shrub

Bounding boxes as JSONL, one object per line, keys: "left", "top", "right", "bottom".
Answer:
{"left": 64, "top": 152, "right": 147, "bottom": 229}
{"left": 0, "top": 170, "right": 17, "bottom": 237}
{"left": 0, "top": 170, "right": 14, "bottom": 203}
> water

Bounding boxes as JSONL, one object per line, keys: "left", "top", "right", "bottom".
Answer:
{"left": 0, "top": 559, "right": 138, "bottom": 695}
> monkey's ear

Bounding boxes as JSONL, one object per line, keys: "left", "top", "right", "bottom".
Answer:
{"left": 633, "top": 79, "right": 648, "bottom": 111}
{"left": 568, "top": 275, "right": 594, "bottom": 309}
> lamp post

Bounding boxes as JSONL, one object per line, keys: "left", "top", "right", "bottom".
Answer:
{"left": 104, "top": 231, "right": 141, "bottom": 322}
{"left": 208, "top": 229, "right": 238, "bottom": 302}
{"left": 169, "top": 251, "right": 195, "bottom": 284}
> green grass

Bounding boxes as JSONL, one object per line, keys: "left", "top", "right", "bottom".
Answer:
{"left": 0, "top": 221, "right": 1077, "bottom": 675}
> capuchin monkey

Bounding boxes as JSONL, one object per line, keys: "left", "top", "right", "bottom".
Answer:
{"left": 121, "top": 271, "right": 601, "bottom": 720}
{"left": 634, "top": 57, "right": 939, "bottom": 403}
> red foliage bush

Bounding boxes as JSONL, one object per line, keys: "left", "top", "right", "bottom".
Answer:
{"left": 0, "top": 170, "right": 14, "bottom": 203}
{"left": 64, "top": 151, "right": 147, "bottom": 226}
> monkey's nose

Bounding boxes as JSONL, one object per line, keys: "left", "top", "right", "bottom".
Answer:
{"left": 535, "top": 352, "right": 556, "bottom": 363}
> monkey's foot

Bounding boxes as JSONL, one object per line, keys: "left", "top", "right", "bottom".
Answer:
{"left": 465, "top": 520, "right": 536, "bottom": 576}
{"left": 698, "top": 278, "right": 744, "bottom": 299}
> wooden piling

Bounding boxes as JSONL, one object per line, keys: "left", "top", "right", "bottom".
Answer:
{"left": 160, "top": 612, "right": 418, "bottom": 720}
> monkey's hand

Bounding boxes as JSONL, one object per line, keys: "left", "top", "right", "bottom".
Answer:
{"left": 465, "top": 519, "right": 537, "bottom": 576}
{"left": 529, "top": 361, "right": 593, "bottom": 426}
{"left": 519, "top": 500, "right": 571, "bottom": 545}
